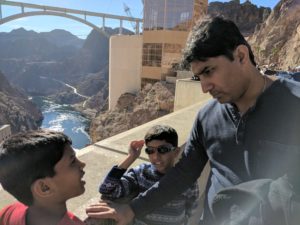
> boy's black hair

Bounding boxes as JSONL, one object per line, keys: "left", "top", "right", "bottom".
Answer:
{"left": 0, "top": 129, "right": 72, "bottom": 206}
{"left": 144, "top": 125, "right": 178, "bottom": 147}
{"left": 181, "top": 16, "right": 256, "bottom": 69}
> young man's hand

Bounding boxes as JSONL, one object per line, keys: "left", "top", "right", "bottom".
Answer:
{"left": 86, "top": 201, "right": 134, "bottom": 225}
{"left": 128, "top": 140, "right": 144, "bottom": 160}
{"left": 118, "top": 140, "right": 144, "bottom": 169}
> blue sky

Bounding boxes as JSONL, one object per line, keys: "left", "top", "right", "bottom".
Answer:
{"left": 0, "top": 0, "right": 279, "bottom": 39}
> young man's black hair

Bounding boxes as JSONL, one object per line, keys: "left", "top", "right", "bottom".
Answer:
{"left": 144, "top": 125, "right": 178, "bottom": 147}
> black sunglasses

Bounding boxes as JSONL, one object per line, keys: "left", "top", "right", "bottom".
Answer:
{"left": 145, "top": 145, "right": 176, "bottom": 155}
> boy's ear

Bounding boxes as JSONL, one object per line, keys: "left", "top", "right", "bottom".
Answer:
{"left": 31, "top": 179, "right": 53, "bottom": 198}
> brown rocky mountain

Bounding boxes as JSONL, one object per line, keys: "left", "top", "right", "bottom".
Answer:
{"left": 0, "top": 28, "right": 82, "bottom": 62}
{"left": 72, "top": 69, "right": 109, "bottom": 118}
{"left": 89, "top": 82, "right": 175, "bottom": 142}
{"left": 0, "top": 27, "right": 132, "bottom": 97}
{"left": 247, "top": 0, "right": 300, "bottom": 70}
{"left": 0, "top": 71, "right": 43, "bottom": 133}
{"left": 208, "top": 0, "right": 271, "bottom": 36}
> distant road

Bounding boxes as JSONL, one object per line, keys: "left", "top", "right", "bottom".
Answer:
{"left": 39, "top": 76, "right": 90, "bottom": 107}
{"left": 40, "top": 76, "right": 88, "bottom": 98}
{"left": 64, "top": 83, "right": 89, "bottom": 99}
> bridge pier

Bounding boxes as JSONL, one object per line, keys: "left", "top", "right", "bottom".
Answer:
{"left": 119, "top": 19, "right": 123, "bottom": 34}
{"left": 0, "top": 4, "right": 2, "bottom": 19}
{"left": 102, "top": 16, "right": 105, "bottom": 30}
{"left": 136, "top": 21, "right": 140, "bottom": 34}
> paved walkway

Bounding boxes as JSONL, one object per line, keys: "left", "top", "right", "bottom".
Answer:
{"left": 0, "top": 99, "right": 211, "bottom": 222}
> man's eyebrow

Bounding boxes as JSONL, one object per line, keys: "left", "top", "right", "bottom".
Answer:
{"left": 195, "top": 66, "right": 209, "bottom": 76}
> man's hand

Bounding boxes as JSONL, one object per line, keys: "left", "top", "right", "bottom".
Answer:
{"left": 86, "top": 201, "right": 135, "bottom": 225}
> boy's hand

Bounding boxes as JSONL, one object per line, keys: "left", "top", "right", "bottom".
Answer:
{"left": 128, "top": 140, "right": 144, "bottom": 160}
{"left": 86, "top": 201, "right": 134, "bottom": 225}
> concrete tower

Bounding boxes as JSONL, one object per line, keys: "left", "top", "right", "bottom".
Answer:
{"left": 141, "top": 0, "right": 208, "bottom": 81}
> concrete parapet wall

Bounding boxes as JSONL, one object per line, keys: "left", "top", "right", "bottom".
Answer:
{"left": 165, "top": 76, "right": 177, "bottom": 84}
{"left": 174, "top": 78, "right": 211, "bottom": 111}
{"left": 177, "top": 70, "right": 193, "bottom": 79}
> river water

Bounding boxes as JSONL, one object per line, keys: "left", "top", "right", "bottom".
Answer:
{"left": 31, "top": 96, "right": 91, "bottom": 150}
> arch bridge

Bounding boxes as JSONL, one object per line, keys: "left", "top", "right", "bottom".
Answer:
{"left": 0, "top": 0, "right": 142, "bottom": 37}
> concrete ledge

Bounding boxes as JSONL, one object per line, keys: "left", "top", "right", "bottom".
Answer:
{"left": 97, "top": 100, "right": 210, "bottom": 159}
{"left": 174, "top": 78, "right": 211, "bottom": 111}
{"left": 165, "top": 76, "right": 177, "bottom": 84}
{"left": 177, "top": 70, "right": 193, "bottom": 79}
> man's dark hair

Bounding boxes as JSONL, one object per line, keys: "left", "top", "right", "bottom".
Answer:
{"left": 181, "top": 16, "right": 256, "bottom": 69}
{"left": 144, "top": 125, "right": 178, "bottom": 147}
{"left": 0, "top": 129, "right": 72, "bottom": 206}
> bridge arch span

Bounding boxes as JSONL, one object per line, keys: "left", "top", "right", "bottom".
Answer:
{"left": 0, "top": 11, "right": 108, "bottom": 37}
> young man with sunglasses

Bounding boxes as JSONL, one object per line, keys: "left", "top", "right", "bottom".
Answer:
{"left": 99, "top": 125, "right": 199, "bottom": 225}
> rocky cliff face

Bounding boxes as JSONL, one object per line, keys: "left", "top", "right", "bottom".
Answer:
{"left": 89, "top": 82, "right": 175, "bottom": 142}
{"left": 0, "top": 71, "right": 43, "bottom": 133}
{"left": 247, "top": 0, "right": 300, "bottom": 69}
{"left": 0, "top": 27, "right": 131, "bottom": 97}
{"left": 0, "top": 28, "right": 82, "bottom": 61}
{"left": 208, "top": 1, "right": 271, "bottom": 36}
{"left": 63, "top": 27, "right": 132, "bottom": 83}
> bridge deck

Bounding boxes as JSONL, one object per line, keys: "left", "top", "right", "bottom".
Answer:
{"left": 0, "top": 0, "right": 142, "bottom": 34}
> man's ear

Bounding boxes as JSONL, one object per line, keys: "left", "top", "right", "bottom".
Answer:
{"left": 235, "top": 45, "right": 249, "bottom": 65}
{"left": 31, "top": 178, "right": 53, "bottom": 198}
